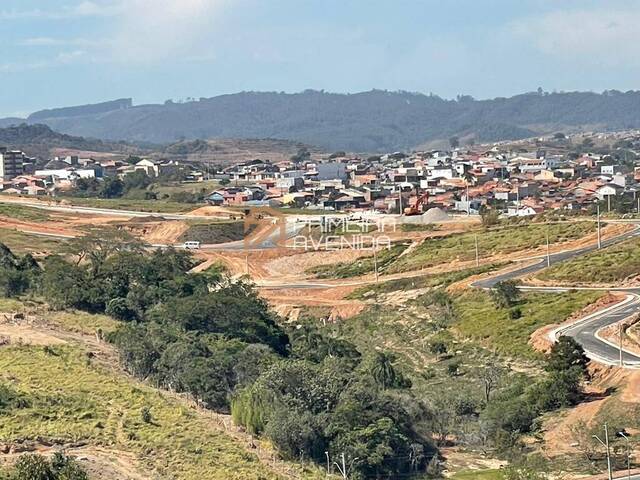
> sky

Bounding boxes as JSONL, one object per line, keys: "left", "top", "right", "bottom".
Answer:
{"left": 2, "top": 0, "right": 640, "bottom": 117}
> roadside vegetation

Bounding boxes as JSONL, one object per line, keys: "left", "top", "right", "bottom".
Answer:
{"left": 0, "top": 204, "right": 52, "bottom": 222}
{"left": 307, "top": 222, "right": 596, "bottom": 279}
{"left": 453, "top": 288, "right": 604, "bottom": 359}
{"left": 538, "top": 236, "right": 640, "bottom": 284}
{"left": 387, "top": 222, "right": 596, "bottom": 273}
{"left": 307, "top": 243, "right": 409, "bottom": 278}
{"left": 346, "top": 262, "right": 507, "bottom": 299}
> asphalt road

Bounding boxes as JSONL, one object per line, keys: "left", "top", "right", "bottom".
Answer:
{"left": 472, "top": 225, "right": 640, "bottom": 289}
{"left": 471, "top": 225, "right": 640, "bottom": 367}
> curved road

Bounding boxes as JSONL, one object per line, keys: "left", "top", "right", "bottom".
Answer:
{"left": 471, "top": 225, "right": 640, "bottom": 367}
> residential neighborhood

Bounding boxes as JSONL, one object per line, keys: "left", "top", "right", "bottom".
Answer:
{"left": 5, "top": 130, "right": 640, "bottom": 220}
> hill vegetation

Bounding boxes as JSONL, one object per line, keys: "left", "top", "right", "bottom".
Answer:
{"left": 0, "top": 123, "right": 141, "bottom": 159}
{"left": 13, "top": 89, "right": 640, "bottom": 151}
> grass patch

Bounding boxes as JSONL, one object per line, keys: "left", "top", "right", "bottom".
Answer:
{"left": 0, "top": 344, "right": 320, "bottom": 479}
{"left": 57, "top": 197, "right": 197, "bottom": 213}
{"left": 453, "top": 289, "right": 604, "bottom": 360}
{"left": 307, "top": 244, "right": 409, "bottom": 278}
{"left": 0, "top": 298, "right": 26, "bottom": 312}
{"left": 151, "top": 180, "right": 220, "bottom": 197}
{"left": 347, "top": 263, "right": 508, "bottom": 299}
{"left": 179, "top": 221, "right": 246, "bottom": 244}
{"left": 387, "top": 222, "right": 596, "bottom": 273}
{"left": 0, "top": 204, "right": 51, "bottom": 222}
{"left": 399, "top": 223, "right": 437, "bottom": 232}
{"left": 451, "top": 470, "right": 504, "bottom": 480}
{"left": 539, "top": 236, "right": 640, "bottom": 284}
{"left": 0, "top": 228, "right": 66, "bottom": 254}
{"left": 47, "top": 310, "right": 121, "bottom": 336}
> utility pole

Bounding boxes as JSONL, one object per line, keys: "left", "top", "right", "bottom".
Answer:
{"left": 466, "top": 183, "right": 470, "bottom": 216}
{"left": 398, "top": 189, "right": 403, "bottom": 215}
{"left": 593, "top": 423, "right": 613, "bottom": 480}
{"left": 608, "top": 194, "right": 611, "bottom": 212}
{"left": 620, "top": 323, "right": 624, "bottom": 368}
{"left": 474, "top": 234, "right": 480, "bottom": 267}
{"left": 373, "top": 248, "right": 379, "bottom": 284}
{"left": 597, "top": 203, "right": 602, "bottom": 249}
{"left": 618, "top": 431, "right": 632, "bottom": 480}
{"left": 545, "top": 227, "right": 551, "bottom": 268}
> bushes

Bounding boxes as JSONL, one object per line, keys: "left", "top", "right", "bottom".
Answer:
{"left": 10, "top": 453, "right": 88, "bottom": 480}
{"left": 0, "top": 245, "right": 40, "bottom": 298}
{"left": 232, "top": 358, "right": 434, "bottom": 479}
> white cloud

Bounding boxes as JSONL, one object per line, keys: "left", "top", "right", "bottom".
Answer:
{"left": 18, "top": 37, "right": 104, "bottom": 47}
{"left": 0, "top": 1, "right": 122, "bottom": 20}
{"left": 510, "top": 7, "right": 640, "bottom": 67}
{"left": 0, "top": 50, "right": 86, "bottom": 73}
{"left": 110, "top": 0, "right": 228, "bottom": 64}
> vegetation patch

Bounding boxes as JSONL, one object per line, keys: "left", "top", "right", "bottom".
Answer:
{"left": 0, "top": 345, "right": 287, "bottom": 480}
{"left": 307, "top": 243, "right": 409, "bottom": 278}
{"left": 47, "top": 310, "right": 121, "bottom": 336}
{"left": 179, "top": 221, "right": 245, "bottom": 244}
{"left": 387, "top": 222, "right": 596, "bottom": 273}
{"left": 538, "top": 237, "right": 640, "bottom": 284}
{"left": 0, "top": 204, "right": 51, "bottom": 222}
{"left": 452, "top": 289, "right": 604, "bottom": 360}
{"left": 346, "top": 263, "right": 507, "bottom": 299}
{"left": 0, "top": 228, "right": 66, "bottom": 254}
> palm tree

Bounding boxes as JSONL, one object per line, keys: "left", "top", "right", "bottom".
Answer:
{"left": 369, "top": 352, "right": 397, "bottom": 390}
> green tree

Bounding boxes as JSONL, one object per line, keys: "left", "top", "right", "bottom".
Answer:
{"left": 546, "top": 336, "right": 589, "bottom": 375}
{"left": 98, "top": 177, "right": 124, "bottom": 198}
{"left": 368, "top": 352, "right": 397, "bottom": 390}
{"left": 491, "top": 280, "right": 519, "bottom": 308}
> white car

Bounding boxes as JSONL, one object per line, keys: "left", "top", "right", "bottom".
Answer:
{"left": 183, "top": 241, "right": 201, "bottom": 250}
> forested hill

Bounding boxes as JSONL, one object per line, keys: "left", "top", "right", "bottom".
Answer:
{"left": 6, "top": 89, "right": 640, "bottom": 152}
{"left": 0, "top": 123, "right": 142, "bottom": 159}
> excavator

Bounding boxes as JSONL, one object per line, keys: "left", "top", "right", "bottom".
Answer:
{"left": 404, "top": 192, "right": 430, "bottom": 216}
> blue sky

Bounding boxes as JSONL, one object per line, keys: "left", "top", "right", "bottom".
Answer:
{"left": 1, "top": 0, "right": 640, "bottom": 117}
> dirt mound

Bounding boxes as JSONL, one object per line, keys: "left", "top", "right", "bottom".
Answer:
{"left": 421, "top": 207, "right": 451, "bottom": 223}
{"left": 145, "top": 221, "right": 190, "bottom": 244}
{"left": 265, "top": 249, "right": 371, "bottom": 278}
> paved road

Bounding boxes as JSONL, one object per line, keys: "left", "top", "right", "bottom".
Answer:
{"left": 472, "top": 225, "right": 640, "bottom": 289}
{"left": 471, "top": 225, "right": 640, "bottom": 367}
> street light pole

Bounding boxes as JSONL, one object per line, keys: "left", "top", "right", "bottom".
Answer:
{"left": 597, "top": 203, "right": 602, "bottom": 249}
{"left": 593, "top": 423, "right": 613, "bottom": 480}
{"left": 618, "top": 431, "right": 632, "bottom": 480}
{"left": 546, "top": 227, "right": 551, "bottom": 268}
{"left": 475, "top": 234, "right": 480, "bottom": 267}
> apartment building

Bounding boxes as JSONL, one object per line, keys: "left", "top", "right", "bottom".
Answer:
{"left": 0, "top": 148, "right": 25, "bottom": 181}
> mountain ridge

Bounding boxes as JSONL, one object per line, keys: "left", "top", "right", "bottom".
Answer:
{"left": 5, "top": 89, "right": 640, "bottom": 152}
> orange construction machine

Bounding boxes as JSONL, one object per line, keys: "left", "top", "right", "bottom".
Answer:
{"left": 404, "top": 192, "right": 430, "bottom": 216}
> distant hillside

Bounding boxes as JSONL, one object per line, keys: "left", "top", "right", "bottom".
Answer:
{"left": 28, "top": 98, "right": 132, "bottom": 122}
{"left": 0, "top": 123, "right": 142, "bottom": 159}
{"left": 158, "top": 137, "right": 324, "bottom": 165}
{"left": 10, "top": 89, "right": 640, "bottom": 152}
